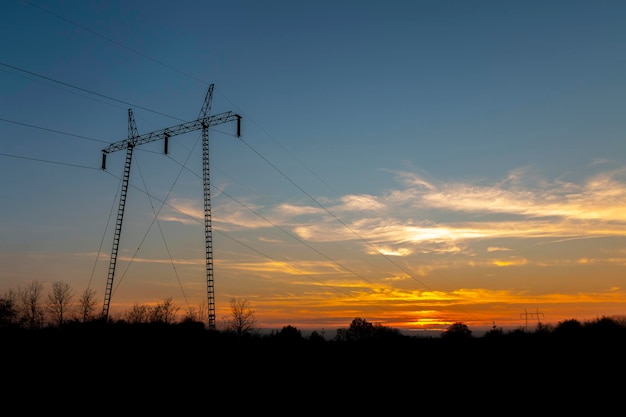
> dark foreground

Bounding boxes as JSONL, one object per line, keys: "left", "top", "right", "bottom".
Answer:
{"left": 2, "top": 321, "right": 625, "bottom": 411}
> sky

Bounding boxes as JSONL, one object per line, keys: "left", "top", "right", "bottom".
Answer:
{"left": 1, "top": 0, "right": 626, "bottom": 335}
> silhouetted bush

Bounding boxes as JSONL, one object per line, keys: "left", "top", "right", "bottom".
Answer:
{"left": 270, "top": 325, "right": 304, "bottom": 342}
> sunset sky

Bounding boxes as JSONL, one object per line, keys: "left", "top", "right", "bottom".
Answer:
{"left": 1, "top": 0, "right": 625, "bottom": 335}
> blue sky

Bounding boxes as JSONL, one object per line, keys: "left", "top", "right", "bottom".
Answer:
{"left": 2, "top": 0, "right": 626, "bottom": 333}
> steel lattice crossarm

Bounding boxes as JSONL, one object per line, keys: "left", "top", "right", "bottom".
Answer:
{"left": 101, "top": 110, "right": 241, "bottom": 168}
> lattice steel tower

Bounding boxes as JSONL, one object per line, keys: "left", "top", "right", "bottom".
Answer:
{"left": 100, "top": 85, "right": 241, "bottom": 330}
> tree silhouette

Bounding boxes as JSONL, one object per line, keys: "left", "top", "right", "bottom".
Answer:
{"left": 273, "top": 325, "right": 303, "bottom": 342}
{"left": 0, "top": 289, "right": 18, "bottom": 328}
{"left": 181, "top": 300, "right": 207, "bottom": 324}
{"left": 77, "top": 288, "right": 98, "bottom": 323}
{"left": 149, "top": 297, "right": 179, "bottom": 324}
{"left": 227, "top": 297, "right": 256, "bottom": 336}
{"left": 342, "top": 317, "right": 375, "bottom": 341}
{"left": 552, "top": 318, "right": 583, "bottom": 339}
{"left": 309, "top": 330, "right": 326, "bottom": 343}
{"left": 124, "top": 303, "right": 151, "bottom": 324}
{"left": 441, "top": 322, "right": 472, "bottom": 340}
{"left": 584, "top": 316, "right": 623, "bottom": 339}
{"left": 47, "top": 281, "right": 74, "bottom": 327}
{"left": 18, "top": 281, "right": 44, "bottom": 329}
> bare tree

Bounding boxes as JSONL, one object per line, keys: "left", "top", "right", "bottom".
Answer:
{"left": 47, "top": 281, "right": 74, "bottom": 327}
{"left": 124, "top": 304, "right": 151, "bottom": 324}
{"left": 0, "top": 289, "right": 18, "bottom": 327}
{"left": 227, "top": 297, "right": 256, "bottom": 336}
{"left": 77, "top": 288, "right": 98, "bottom": 323}
{"left": 149, "top": 297, "right": 179, "bottom": 324}
{"left": 18, "top": 281, "right": 45, "bottom": 329}
{"left": 181, "top": 300, "right": 207, "bottom": 324}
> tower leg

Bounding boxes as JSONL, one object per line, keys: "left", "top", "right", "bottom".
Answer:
{"left": 202, "top": 125, "right": 216, "bottom": 330}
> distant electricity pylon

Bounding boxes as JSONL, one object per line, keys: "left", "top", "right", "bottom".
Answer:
{"left": 99, "top": 84, "right": 241, "bottom": 330}
{"left": 520, "top": 308, "right": 544, "bottom": 331}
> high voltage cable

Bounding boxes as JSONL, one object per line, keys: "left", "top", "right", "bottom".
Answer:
{"left": 0, "top": 65, "right": 126, "bottom": 110}
{"left": 0, "top": 152, "right": 100, "bottom": 170}
{"left": 80, "top": 0, "right": 341, "bottom": 208}
{"left": 1, "top": 59, "right": 397, "bottom": 293}
{"left": 0, "top": 141, "right": 410, "bottom": 313}
{"left": 110, "top": 155, "right": 191, "bottom": 311}
{"left": 238, "top": 138, "right": 434, "bottom": 291}
{"left": 100, "top": 146, "right": 376, "bottom": 304}
{"left": 100, "top": 163, "right": 357, "bottom": 299}
{"left": 23, "top": 0, "right": 209, "bottom": 87}
{"left": 0, "top": 117, "right": 109, "bottom": 143}
{"left": 21, "top": 0, "right": 344, "bottom": 206}
{"left": 0, "top": 60, "right": 445, "bottom": 312}
{"left": 163, "top": 154, "right": 384, "bottom": 290}
{"left": 9, "top": 5, "right": 478, "bottom": 323}
{"left": 0, "top": 62, "right": 438, "bottom": 306}
{"left": 0, "top": 62, "right": 186, "bottom": 123}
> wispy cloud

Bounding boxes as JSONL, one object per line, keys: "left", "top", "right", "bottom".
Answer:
{"left": 282, "top": 167, "right": 626, "bottom": 246}
{"left": 160, "top": 167, "right": 626, "bottom": 254}
{"left": 487, "top": 246, "right": 511, "bottom": 252}
{"left": 419, "top": 170, "right": 626, "bottom": 221}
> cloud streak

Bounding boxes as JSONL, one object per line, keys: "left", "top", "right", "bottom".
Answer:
{"left": 279, "top": 167, "right": 626, "bottom": 247}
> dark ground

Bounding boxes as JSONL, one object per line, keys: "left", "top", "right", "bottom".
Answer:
{"left": 2, "top": 322, "right": 624, "bottom": 412}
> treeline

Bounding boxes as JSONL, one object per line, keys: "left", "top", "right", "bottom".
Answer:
{"left": 3, "top": 282, "right": 626, "bottom": 393}
{"left": 4, "top": 313, "right": 626, "bottom": 385}
{"left": 3, "top": 309, "right": 622, "bottom": 408}
{"left": 2, "top": 280, "right": 626, "bottom": 346}
{"left": 0, "top": 280, "right": 203, "bottom": 329}
{"left": 3, "top": 307, "right": 626, "bottom": 346}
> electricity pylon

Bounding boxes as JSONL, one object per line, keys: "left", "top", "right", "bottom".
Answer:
{"left": 520, "top": 308, "right": 544, "bottom": 332}
{"left": 100, "top": 84, "right": 241, "bottom": 330}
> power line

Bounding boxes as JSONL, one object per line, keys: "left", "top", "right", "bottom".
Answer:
{"left": 0, "top": 65, "right": 126, "bottom": 110}
{"left": 1, "top": 61, "right": 449, "bottom": 319}
{"left": 163, "top": 151, "right": 394, "bottom": 292}
{"left": 21, "top": 0, "right": 349, "bottom": 220}
{"left": 0, "top": 117, "right": 109, "bottom": 144}
{"left": 0, "top": 61, "right": 186, "bottom": 122}
{"left": 7, "top": 5, "right": 476, "bottom": 325}
{"left": 0, "top": 152, "right": 100, "bottom": 170}
{"left": 2, "top": 58, "right": 399, "bottom": 297}
{"left": 16, "top": 2, "right": 394, "bottom": 283}
{"left": 239, "top": 138, "right": 434, "bottom": 290}
{"left": 24, "top": 0, "right": 209, "bottom": 87}
{"left": 101, "top": 151, "right": 360, "bottom": 303}
{"left": 1, "top": 59, "right": 453, "bottom": 321}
